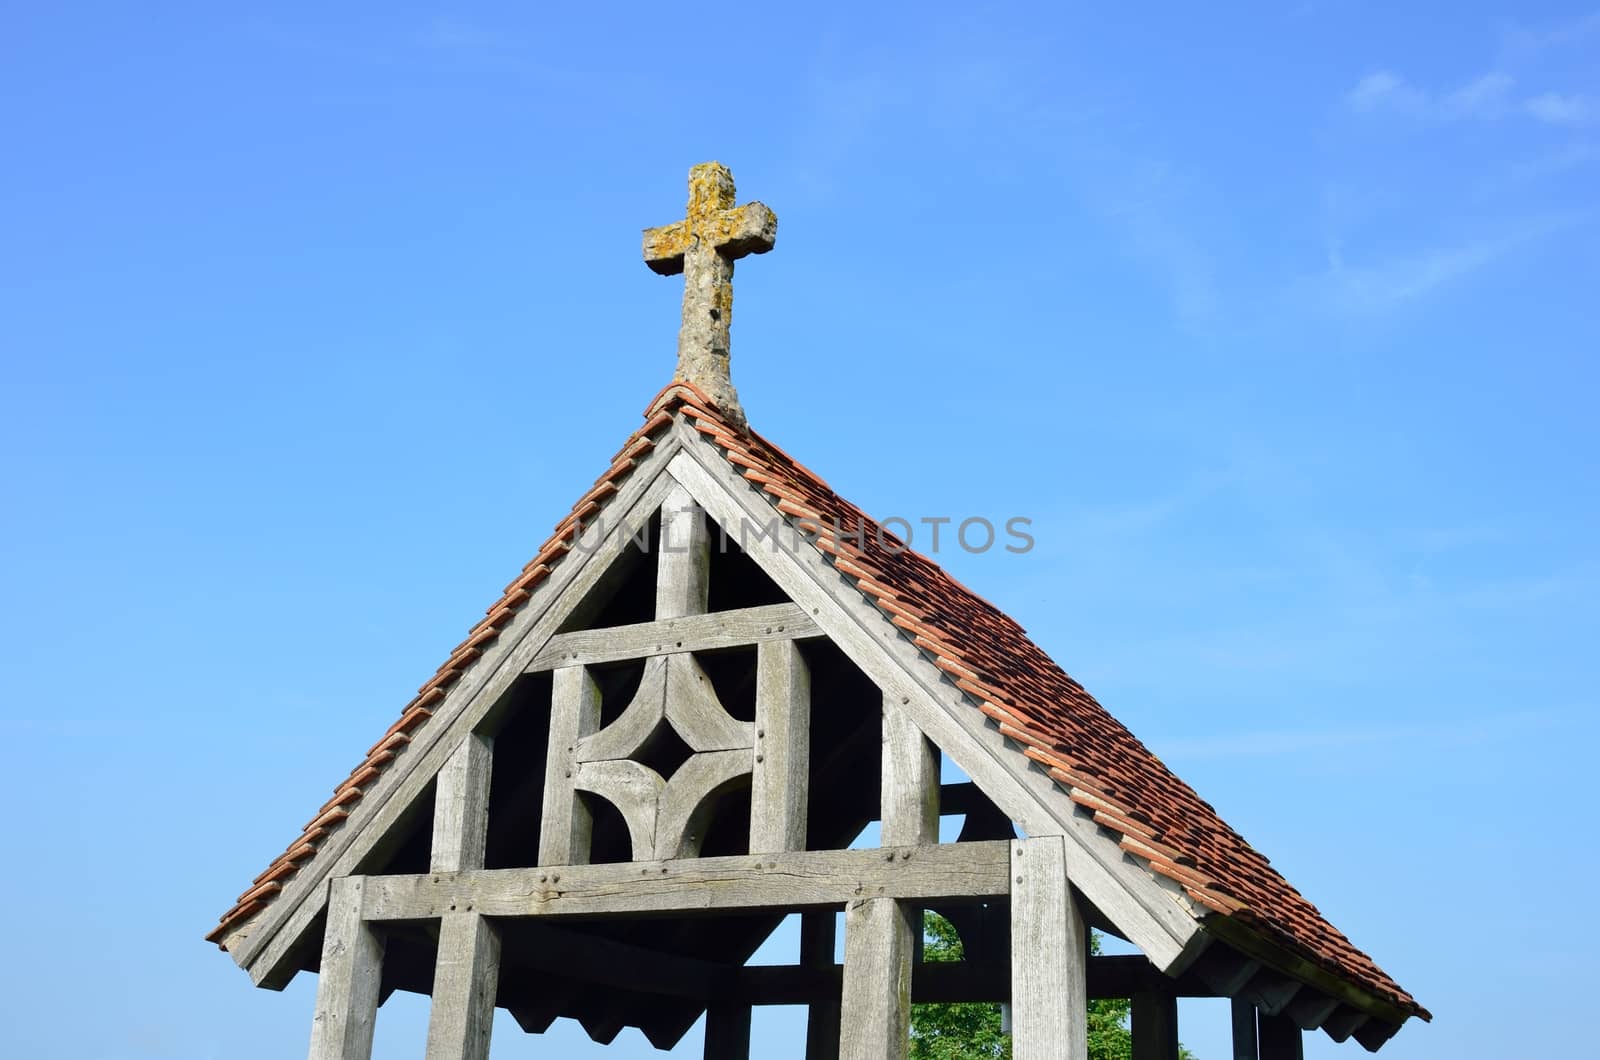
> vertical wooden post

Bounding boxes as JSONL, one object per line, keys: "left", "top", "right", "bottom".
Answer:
{"left": 657, "top": 484, "right": 710, "bottom": 619}
{"left": 426, "top": 732, "right": 501, "bottom": 1060}
{"left": 839, "top": 897, "right": 916, "bottom": 1060}
{"left": 704, "top": 1002, "right": 753, "bottom": 1060}
{"left": 539, "top": 664, "right": 601, "bottom": 866}
{"left": 1132, "top": 990, "right": 1179, "bottom": 1060}
{"left": 1010, "top": 836, "right": 1087, "bottom": 1060}
{"left": 751, "top": 638, "right": 811, "bottom": 853}
{"left": 801, "top": 909, "right": 841, "bottom": 1060}
{"left": 308, "top": 876, "right": 384, "bottom": 1060}
{"left": 432, "top": 733, "right": 493, "bottom": 873}
{"left": 425, "top": 912, "right": 501, "bottom": 1060}
{"left": 1230, "top": 997, "right": 1259, "bottom": 1060}
{"left": 880, "top": 697, "right": 939, "bottom": 847}
{"left": 1257, "top": 1012, "right": 1303, "bottom": 1060}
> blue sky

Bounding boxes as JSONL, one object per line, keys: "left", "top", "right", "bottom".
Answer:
{"left": 2, "top": 2, "right": 1596, "bottom": 1057}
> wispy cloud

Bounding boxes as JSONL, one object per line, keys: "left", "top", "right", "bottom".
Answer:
{"left": 1346, "top": 67, "right": 1596, "bottom": 127}
{"left": 1302, "top": 213, "right": 1585, "bottom": 313}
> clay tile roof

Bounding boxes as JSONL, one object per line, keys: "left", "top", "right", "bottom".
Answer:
{"left": 208, "top": 383, "right": 1426, "bottom": 1026}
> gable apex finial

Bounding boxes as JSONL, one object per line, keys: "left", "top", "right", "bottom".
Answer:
{"left": 642, "top": 162, "right": 777, "bottom": 430}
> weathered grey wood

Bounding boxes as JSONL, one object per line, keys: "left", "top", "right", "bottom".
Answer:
{"left": 573, "top": 758, "right": 662, "bottom": 858}
{"left": 577, "top": 654, "right": 668, "bottom": 764}
{"left": 1246, "top": 971, "right": 1302, "bottom": 1017}
{"left": 880, "top": 698, "right": 938, "bottom": 847}
{"left": 540, "top": 664, "right": 602, "bottom": 866}
{"left": 239, "top": 455, "right": 683, "bottom": 984}
{"left": 1285, "top": 991, "right": 1339, "bottom": 1031}
{"left": 528, "top": 602, "right": 821, "bottom": 671}
{"left": 838, "top": 897, "right": 914, "bottom": 1060}
{"left": 663, "top": 651, "right": 756, "bottom": 752}
{"left": 653, "top": 747, "right": 752, "bottom": 858}
{"left": 1010, "top": 836, "right": 1087, "bottom": 1060}
{"left": 308, "top": 877, "right": 384, "bottom": 1060}
{"left": 657, "top": 484, "right": 710, "bottom": 619}
{"left": 1194, "top": 948, "right": 1263, "bottom": 997}
{"left": 703, "top": 1002, "right": 752, "bottom": 1060}
{"left": 1320, "top": 1004, "right": 1369, "bottom": 1043}
{"left": 1132, "top": 990, "right": 1179, "bottom": 1060}
{"left": 801, "top": 910, "right": 841, "bottom": 1060}
{"left": 432, "top": 732, "right": 493, "bottom": 873}
{"left": 751, "top": 638, "right": 811, "bottom": 853}
{"left": 1256, "top": 1012, "right": 1303, "bottom": 1060}
{"left": 665, "top": 442, "right": 1203, "bottom": 972}
{"left": 424, "top": 912, "right": 500, "bottom": 1060}
{"left": 738, "top": 954, "right": 1211, "bottom": 1006}
{"left": 364, "top": 842, "right": 1011, "bottom": 921}
{"left": 1230, "top": 997, "right": 1258, "bottom": 1060}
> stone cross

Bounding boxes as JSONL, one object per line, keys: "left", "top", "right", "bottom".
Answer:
{"left": 643, "top": 162, "right": 776, "bottom": 428}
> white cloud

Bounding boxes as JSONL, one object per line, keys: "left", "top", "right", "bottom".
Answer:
{"left": 1525, "top": 91, "right": 1597, "bottom": 125}
{"left": 1345, "top": 69, "right": 1594, "bottom": 126}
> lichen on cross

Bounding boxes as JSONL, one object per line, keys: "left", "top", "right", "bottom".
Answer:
{"left": 643, "top": 162, "right": 776, "bottom": 428}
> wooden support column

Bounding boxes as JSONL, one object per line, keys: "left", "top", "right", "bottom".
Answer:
{"left": 1230, "top": 997, "right": 1259, "bottom": 1060}
{"left": 657, "top": 483, "right": 710, "bottom": 619}
{"left": 1010, "top": 836, "right": 1087, "bottom": 1060}
{"left": 426, "top": 733, "right": 500, "bottom": 1060}
{"left": 751, "top": 638, "right": 811, "bottom": 853}
{"left": 839, "top": 897, "right": 916, "bottom": 1060}
{"left": 704, "top": 1002, "right": 753, "bottom": 1060}
{"left": 880, "top": 696, "right": 939, "bottom": 846}
{"left": 539, "top": 664, "right": 601, "bottom": 866}
{"left": 308, "top": 876, "right": 384, "bottom": 1060}
{"left": 801, "top": 910, "right": 841, "bottom": 1060}
{"left": 425, "top": 912, "right": 501, "bottom": 1060}
{"left": 1131, "top": 990, "right": 1179, "bottom": 1060}
{"left": 1257, "top": 1012, "right": 1303, "bottom": 1060}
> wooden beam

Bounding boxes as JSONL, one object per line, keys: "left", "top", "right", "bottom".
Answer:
{"left": 704, "top": 1003, "right": 752, "bottom": 1060}
{"left": 736, "top": 954, "right": 1210, "bottom": 1006}
{"left": 1321, "top": 1004, "right": 1369, "bottom": 1043}
{"left": 1230, "top": 997, "right": 1258, "bottom": 1060}
{"left": 1132, "top": 989, "right": 1179, "bottom": 1060}
{"left": 504, "top": 920, "right": 727, "bottom": 1000}
{"left": 839, "top": 897, "right": 915, "bottom": 1060}
{"left": 423, "top": 912, "right": 500, "bottom": 1060}
{"left": 538, "top": 664, "right": 601, "bottom": 866}
{"left": 308, "top": 876, "right": 384, "bottom": 1060}
{"left": 1010, "top": 836, "right": 1087, "bottom": 1060}
{"left": 801, "top": 910, "right": 841, "bottom": 1060}
{"left": 880, "top": 697, "right": 939, "bottom": 847}
{"left": 528, "top": 602, "right": 822, "bottom": 670}
{"left": 1257, "top": 1011, "right": 1303, "bottom": 1060}
{"left": 751, "top": 638, "right": 811, "bottom": 853}
{"left": 431, "top": 733, "right": 492, "bottom": 873}
{"left": 657, "top": 483, "right": 710, "bottom": 619}
{"left": 364, "top": 842, "right": 1011, "bottom": 922}
{"left": 1285, "top": 991, "right": 1340, "bottom": 1031}
{"left": 1246, "top": 971, "right": 1302, "bottom": 1017}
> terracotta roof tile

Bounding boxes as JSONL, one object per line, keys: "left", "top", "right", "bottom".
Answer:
{"left": 206, "top": 386, "right": 1427, "bottom": 1026}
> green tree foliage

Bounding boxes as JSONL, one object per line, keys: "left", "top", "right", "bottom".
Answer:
{"left": 909, "top": 913, "right": 1196, "bottom": 1060}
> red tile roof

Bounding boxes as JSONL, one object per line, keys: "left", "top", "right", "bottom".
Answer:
{"left": 208, "top": 383, "right": 1426, "bottom": 1026}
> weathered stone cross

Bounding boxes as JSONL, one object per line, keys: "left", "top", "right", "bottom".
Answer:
{"left": 643, "top": 162, "right": 776, "bottom": 427}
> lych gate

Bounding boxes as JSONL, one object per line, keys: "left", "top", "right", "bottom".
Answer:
{"left": 207, "top": 163, "right": 1428, "bottom": 1060}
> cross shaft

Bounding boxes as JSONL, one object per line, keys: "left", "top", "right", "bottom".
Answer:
{"left": 642, "top": 162, "right": 776, "bottom": 426}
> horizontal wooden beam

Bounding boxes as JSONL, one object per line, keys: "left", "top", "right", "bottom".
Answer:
{"left": 527, "top": 603, "right": 822, "bottom": 671}
{"left": 362, "top": 842, "right": 1011, "bottom": 922}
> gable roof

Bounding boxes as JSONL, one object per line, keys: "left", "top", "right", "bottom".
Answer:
{"left": 208, "top": 383, "right": 1426, "bottom": 1035}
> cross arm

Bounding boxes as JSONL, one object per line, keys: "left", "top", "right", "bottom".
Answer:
{"left": 642, "top": 202, "right": 778, "bottom": 275}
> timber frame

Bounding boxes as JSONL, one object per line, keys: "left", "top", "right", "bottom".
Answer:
{"left": 216, "top": 400, "right": 1420, "bottom": 1059}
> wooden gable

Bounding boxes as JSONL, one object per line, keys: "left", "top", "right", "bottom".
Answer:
{"left": 209, "top": 385, "right": 1423, "bottom": 1060}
